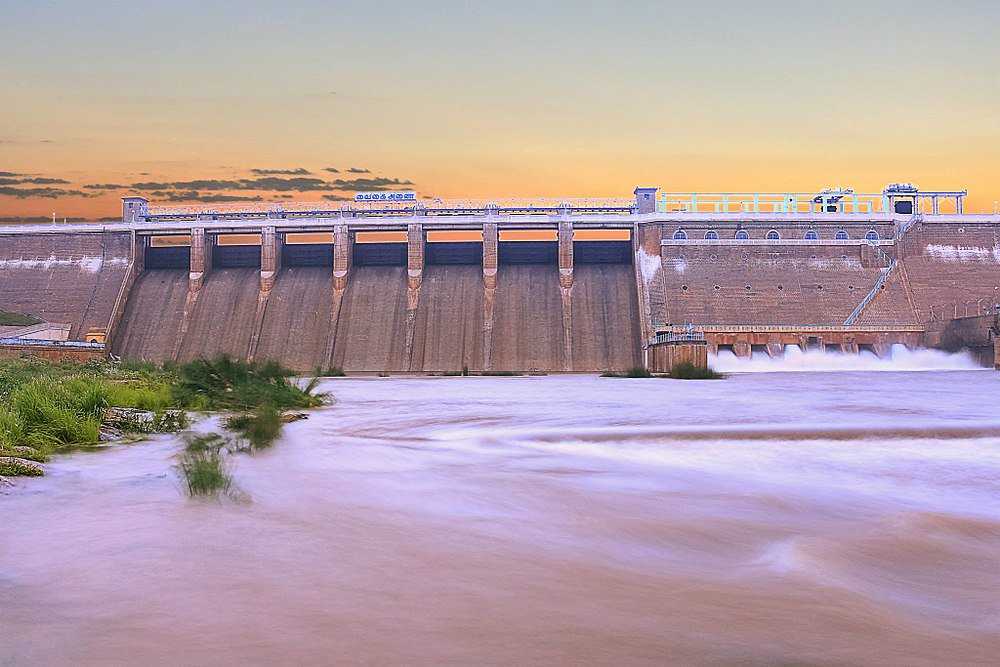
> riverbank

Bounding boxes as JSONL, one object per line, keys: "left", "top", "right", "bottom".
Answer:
{"left": 0, "top": 356, "right": 324, "bottom": 481}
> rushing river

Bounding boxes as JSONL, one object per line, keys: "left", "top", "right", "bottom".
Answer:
{"left": 3, "top": 366, "right": 1000, "bottom": 665}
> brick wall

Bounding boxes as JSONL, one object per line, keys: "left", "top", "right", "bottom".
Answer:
{"left": 656, "top": 244, "right": 884, "bottom": 325}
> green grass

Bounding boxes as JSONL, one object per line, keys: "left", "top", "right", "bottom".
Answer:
{"left": 225, "top": 404, "right": 283, "bottom": 450}
{"left": 601, "top": 367, "right": 653, "bottom": 378}
{"left": 0, "top": 310, "right": 42, "bottom": 327}
{"left": 176, "top": 434, "right": 233, "bottom": 496}
{"left": 665, "top": 362, "right": 725, "bottom": 380}
{"left": 480, "top": 370, "right": 522, "bottom": 376}
{"left": 0, "top": 356, "right": 326, "bottom": 476}
{"left": 172, "top": 356, "right": 325, "bottom": 411}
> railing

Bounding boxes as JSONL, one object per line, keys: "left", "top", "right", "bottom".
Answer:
{"left": 0, "top": 338, "right": 105, "bottom": 349}
{"left": 651, "top": 329, "right": 706, "bottom": 345}
{"left": 655, "top": 324, "right": 925, "bottom": 333}
{"left": 927, "top": 298, "right": 998, "bottom": 322}
{"left": 146, "top": 198, "right": 637, "bottom": 220}
{"left": 658, "top": 192, "right": 888, "bottom": 215}
{"left": 843, "top": 241, "right": 896, "bottom": 326}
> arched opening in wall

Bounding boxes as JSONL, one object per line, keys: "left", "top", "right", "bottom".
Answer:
{"left": 704, "top": 230, "right": 719, "bottom": 240}
{"left": 717, "top": 344, "right": 736, "bottom": 356}
{"left": 766, "top": 229, "right": 780, "bottom": 240}
{"left": 865, "top": 230, "right": 880, "bottom": 242}
{"left": 673, "top": 229, "right": 688, "bottom": 240}
{"left": 858, "top": 343, "right": 877, "bottom": 357}
{"left": 836, "top": 229, "right": 850, "bottom": 240}
{"left": 804, "top": 229, "right": 819, "bottom": 240}
{"left": 751, "top": 344, "right": 768, "bottom": 356}
{"left": 735, "top": 230, "right": 749, "bottom": 240}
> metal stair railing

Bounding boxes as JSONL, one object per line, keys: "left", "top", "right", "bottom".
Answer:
{"left": 844, "top": 241, "right": 896, "bottom": 326}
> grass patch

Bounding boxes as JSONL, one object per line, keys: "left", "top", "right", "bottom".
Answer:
{"left": 0, "top": 310, "right": 42, "bottom": 327}
{"left": 480, "top": 370, "right": 522, "bottom": 376}
{"left": 171, "top": 356, "right": 325, "bottom": 411}
{"left": 0, "top": 356, "right": 326, "bottom": 477}
{"left": 601, "top": 367, "right": 653, "bottom": 378}
{"left": 176, "top": 434, "right": 233, "bottom": 497}
{"left": 225, "top": 404, "right": 283, "bottom": 450}
{"left": 665, "top": 362, "right": 725, "bottom": 380}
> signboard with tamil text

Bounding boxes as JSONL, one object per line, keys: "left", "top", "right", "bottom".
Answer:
{"left": 354, "top": 191, "right": 416, "bottom": 202}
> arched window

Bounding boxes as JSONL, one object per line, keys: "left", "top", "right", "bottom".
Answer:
{"left": 804, "top": 229, "right": 819, "bottom": 240}
{"left": 735, "top": 229, "right": 750, "bottom": 240}
{"left": 704, "top": 230, "right": 719, "bottom": 240}
{"left": 865, "top": 230, "right": 879, "bottom": 242}
{"left": 673, "top": 229, "right": 688, "bottom": 240}
{"left": 835, "top": 229, "right": 849, "bottom": 240}
{"left": 766, "top": 229, "right": 780, "bottom": 240}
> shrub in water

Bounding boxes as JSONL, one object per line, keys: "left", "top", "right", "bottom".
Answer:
{"left": 176, "top": 433, "right": 233, "bottom": 497}
{"left": 225, "top": 404, "right": 283, "bottom": 450}
{"left": 666, "top": 362, "right": 725, "bottom": 380}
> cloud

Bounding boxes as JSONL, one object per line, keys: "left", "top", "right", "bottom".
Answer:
{"left": 0, "top": 186, "right": 96, "bottom": 199}
{"left": 250, "top": 167, "right": 312, "bottom": 175}
{"left": 0, "top": 178, "right": 21, "bottom": 186}
{"left": 331, "top": 177, "right": 414, "bottom": 191}
{"left": 0, "top": 171, "right": 22, "bottom": 177}
{"left": 131, "top": 179, "right": 243, "bottom": 191}
{"left": 240, "top": 177, "right": 334, "bottom": 192}
{"left": 150, "top": 190, "right": 265, "bottom": 203}
{"left": 347, "top": 167, "right": 371, "bottom": 174}
{"left": 323, "top": 167, "right": 340, "bottom": 173}
{"left": 322, "top": 194, "right": 351, "bottom": 201}
{"left": 20, "top": 177, "right": 70, "bottom": 185}
{"left": 130, "top": 176, "right": 338, "bottom": 192}
{"left": 83, "top": 183, "right": 129, "bottom": 190}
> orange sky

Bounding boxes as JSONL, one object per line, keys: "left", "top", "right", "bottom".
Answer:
{"left": 2, "top": 2, "right": 999, "bottom": 218}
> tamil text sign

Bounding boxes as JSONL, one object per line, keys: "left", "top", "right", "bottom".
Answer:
{"left": 354, "top": 191, "right": 416, "bottom": 203}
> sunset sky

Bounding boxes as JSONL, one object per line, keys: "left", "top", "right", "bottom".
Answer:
{"left": 2, "top": 1, "right": 999, "bottom": 218}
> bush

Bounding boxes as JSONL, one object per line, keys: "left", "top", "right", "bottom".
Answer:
{"left": 666, "top": 362, "right": 725, "bottom": 380}
{"left": 225, "top": 404, "right": 283, "bottom": 450}
{"left": 172, "top": 356, "right": 324, "bottom": 411}
{"left": 601, "top": 367, "right": 653, "bottom": 378}
{"left": 176, "top": 434, "right": 233, "bottom": 497}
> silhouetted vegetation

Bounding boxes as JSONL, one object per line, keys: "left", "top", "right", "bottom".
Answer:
{"left": 601, "top": 367, "right": 653, "bottom": 378}
{"left": 665, "top": 362, "right": 725, "bottom": 380}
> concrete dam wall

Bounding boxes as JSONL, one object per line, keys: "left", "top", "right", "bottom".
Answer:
{"left": 4, "top": 214, "right": 998, "bottom": 371}
{"left": 0, "top": 231, "right": 131, "bottom": 339}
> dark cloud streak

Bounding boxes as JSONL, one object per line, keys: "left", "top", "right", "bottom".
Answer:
{"left": 250, "top": 168, "right": 312, "bottom": 175}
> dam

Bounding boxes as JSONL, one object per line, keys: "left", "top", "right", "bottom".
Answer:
{"left": 1, "top": 184, "right": 999, "bottom": 371}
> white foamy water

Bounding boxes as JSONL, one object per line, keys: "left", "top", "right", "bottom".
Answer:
{"left": 3, "top": 372, "right": 1000, "bottom": 665}
{"left": 710, "top": 344, "right": 983, "bottom": 373}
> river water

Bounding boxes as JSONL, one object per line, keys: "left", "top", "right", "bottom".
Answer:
{"left": 3, "top": 364, "right": 1000, "bottom": 665}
